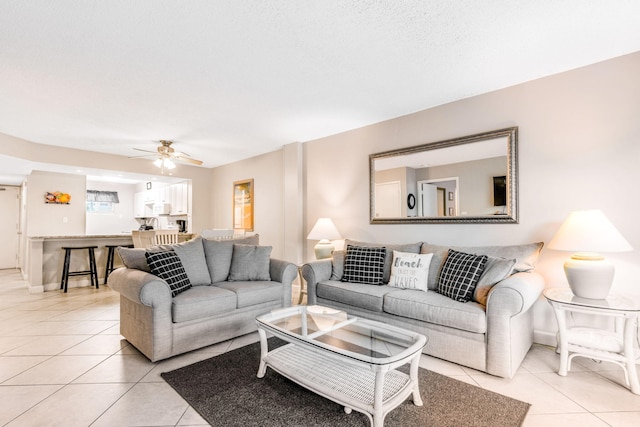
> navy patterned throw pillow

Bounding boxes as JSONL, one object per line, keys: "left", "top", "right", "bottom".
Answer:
{"left": 437, "top": 249, "right": 488, "bottom": 302}
{"left": 341, "top": 245, "right": 386, "bottom": 285}
{"left": 145, "top": 250, "right": 192, "bottom": 297}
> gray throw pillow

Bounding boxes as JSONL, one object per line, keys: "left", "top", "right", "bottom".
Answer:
{"left": 117, "top": 247, "right": 150, "bottom": 272}
{"left": 345, "top": 239, "right": 421, "bottom": 284}
{"left": 161, "top": 237, "right": 211, "bottom": 286}
{"left": 330, "top": 250, "right": 345, "bottom": 280}
{"left": 228, "top": 244, "right": 272, "bottom": 281}
{"left": 473, "top": 256, "right": 516, "bottom": 306}
{"left": 437, "top": 249, "right": 488, "bottom": 303}
{"left": 203, "top": 234, "right": 260, "bottom": 282}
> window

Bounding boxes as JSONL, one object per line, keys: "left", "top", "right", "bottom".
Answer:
{"left": 86, "top": 190, "right": 119, "bottom": 213}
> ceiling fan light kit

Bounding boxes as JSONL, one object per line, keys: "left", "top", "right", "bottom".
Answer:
{"left": 132, "top": 140, "right": 203, "bottom": 173}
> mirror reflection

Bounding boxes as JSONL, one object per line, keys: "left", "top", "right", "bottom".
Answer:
{"left": 370, "top": 127, "right": 518, "bottom": 224}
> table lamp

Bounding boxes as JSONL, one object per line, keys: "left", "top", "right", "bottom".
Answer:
{"left": 548, "top": 209, "right": 632, "bottom": 299}
{"left": 307, "top": 218, "right": 341, "bottom": 259}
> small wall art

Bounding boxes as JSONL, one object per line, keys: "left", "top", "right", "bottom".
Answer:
{"left": 233, "top": 179, "right": 254, "bottom": 231}
{"left": 45, "top": 191, "right": 71, "bottom": 204}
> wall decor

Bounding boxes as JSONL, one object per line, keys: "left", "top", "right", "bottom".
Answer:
{"left": 407, "top": 193, "right": 416, "bottom": 209}
{"left": 370, "top": 127, "right": 518, "bottom": 224}
{"left": 233, "top": 179, "right": 254, "bottom": 231}
{"left": 45, "top": 191, "right": 71, "bottom": 204}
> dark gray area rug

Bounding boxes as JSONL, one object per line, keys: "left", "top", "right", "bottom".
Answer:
{"left": 162, "top": 338, "right": 530, "bottom": 427}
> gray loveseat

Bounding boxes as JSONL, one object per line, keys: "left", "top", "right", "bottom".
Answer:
{"left": 302, "top": 239, "right": 545, "bottom": 378}
{"left": 108, "top": 235, "right": 297, "bottom": 362}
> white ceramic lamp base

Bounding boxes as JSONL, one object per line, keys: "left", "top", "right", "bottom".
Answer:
{"left": 564, "top": 254, "right": 614, "bottom": 300}
{"left": 314, "top": 240, "right": 335, "bottom": 260}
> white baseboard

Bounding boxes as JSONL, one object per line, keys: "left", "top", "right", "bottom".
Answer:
{"left": 533, "top": 330, "right": 557, "bottom": 347}
{"left": 28, "top": 284, "right": 44, "bottom": 294}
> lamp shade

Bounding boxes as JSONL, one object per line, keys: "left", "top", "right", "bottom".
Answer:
{"left": 307, "top": 218, "right": 341, "bottom": 260}
{"left": 548, "top": 210, "right": 632, "bottom": 253}
{"left": 548, "top": 209, "right": 632, "bottom": 299}
{"left": 306, "top": 218, "right": 341, "bottom": 241}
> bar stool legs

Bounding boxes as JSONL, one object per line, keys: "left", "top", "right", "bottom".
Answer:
{"left": 60, "top": 246, "right": 99, "bottom": 293}
{"left": 104, "top": 244, "right": 134, "bottom": 284}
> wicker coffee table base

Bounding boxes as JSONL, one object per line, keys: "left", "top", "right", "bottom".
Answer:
{"left": 257, "top": 330, "right": 423, "bottom": 427}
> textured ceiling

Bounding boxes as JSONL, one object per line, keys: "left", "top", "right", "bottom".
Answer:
{"left": 1, "top": 0, "right": 640, "bottom": 172}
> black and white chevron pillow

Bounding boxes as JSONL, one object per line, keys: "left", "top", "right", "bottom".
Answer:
{"left": 145, "top": 250, "right": 192, "bottom": 297}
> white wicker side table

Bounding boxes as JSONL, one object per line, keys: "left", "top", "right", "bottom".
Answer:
{"left": 544, "top": 288, "right": 640, "bottom": 394}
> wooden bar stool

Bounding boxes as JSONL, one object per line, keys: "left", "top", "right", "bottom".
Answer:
{"left": 104, "top": 244, "right": 134, "bottom": 284}
{"left": 60, "top": 246, "right": 98, "bottom": 293}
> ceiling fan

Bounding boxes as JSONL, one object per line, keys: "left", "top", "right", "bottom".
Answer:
{"left": 132, "top": 140, "right": 203, "bottom": 171}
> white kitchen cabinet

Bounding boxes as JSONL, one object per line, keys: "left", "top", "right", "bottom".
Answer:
{"left": 134, "top": 190, "right": 157, "bottom": 217}
{"left": 134, "top": 192, "right": 145, "bottom": 217}
{"left": 171, "top": 181, "right": 188, "bottom": 215}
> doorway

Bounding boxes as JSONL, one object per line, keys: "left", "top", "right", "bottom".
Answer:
{"left": 0, "top": 186, "right": 20, "bottom": 269}
{"left": 417, "top": 177, "right": 459, "bottom": 217}
{"left": 374, "top": 181, "right": 402, "bottom": 218}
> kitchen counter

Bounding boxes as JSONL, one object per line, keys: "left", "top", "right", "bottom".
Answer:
{"left": 29, "top": 234, "right": 133, "bottom": 240}
{"left": 26, "top": 235, "right": 134, "bottom": 293}
{"left": 26, "top": 233, "right": 195, "bottom": 293}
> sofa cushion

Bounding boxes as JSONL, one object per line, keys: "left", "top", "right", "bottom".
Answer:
{"left": 473, "top": 256, "right": 516, "bottom": 306}
{"left": 421, "top": 242, "right": 543, "bottom": 290}
{"left": 437, "top": 250, "right": 488, "bottom": 302}
{"left": 202, "top": 235, "right": 260, "bottom": 282}
{"left": 159, "top": 237, "right": 211, "bottom": 286}
{"left": 342, "top": 245, "right": 386, "bottom": 285}
{"left": 117, "top": 247, "right": 151, "bottom": 272}
{"left": 383, "top": 289, "right": 487, "bottom": 334}
{"left": 388, "top": 251, "right": 433, "bottom": 291}
{"left": 171, "top": 285, "right": 237, "bottom": 323}
{"left": 330, "top": 250, "right": 345, "bottom": 280}
{"left": 145, "top": 251, "right": 192, "bottom": 297}
{"left": 217, "top": 281, "right": 283, "bottom": 308}
{"left": 317, "top": 280, "right": 397, "bottom": 312}
{"left": 228, "top": 244, "right": 272, "bottom": 281}
{"left": 344, "top": 239, "right": 422, "bottom": 283}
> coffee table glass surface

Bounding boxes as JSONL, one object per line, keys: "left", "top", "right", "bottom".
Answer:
{"left": 256, "top": 305, "right": 426, "bottom": 365}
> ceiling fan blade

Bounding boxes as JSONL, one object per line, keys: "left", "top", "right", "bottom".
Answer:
{"left": 133, "top": 148, "right": 158, "bottom": 154}
{"left": 128, "top": 154, "right": 155, "bottom": 159}
{"left": 174, "top": 155, "right": 203, "bottom": 165}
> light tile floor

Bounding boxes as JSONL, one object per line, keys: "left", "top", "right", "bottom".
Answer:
{"left": 0, "top": 269, "right": 639, "bottom": 426}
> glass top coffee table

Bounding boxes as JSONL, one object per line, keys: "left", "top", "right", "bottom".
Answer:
{"left": 256, "top": 305, "right": 428, "bottom": 427}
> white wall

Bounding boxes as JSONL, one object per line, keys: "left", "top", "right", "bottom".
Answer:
{"left": 85, "top": 180, "right": 140, "bottom": 235}
{"left": 26, "top": 171, "right": 86, "bottom": 237}
{"left": 0, "top": 135, "right": 216, "bottom": 233}
{"left": 303, "top": 52, "right": 640, "bottom": 342}
{"left": 210, "top": 149, "right": 286, "bottom": 259}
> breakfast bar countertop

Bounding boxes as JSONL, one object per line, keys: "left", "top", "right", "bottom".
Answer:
{"left": 28, "top": 234, "right": 134, "bottom": 240}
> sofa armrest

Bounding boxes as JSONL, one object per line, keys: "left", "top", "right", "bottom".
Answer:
{"left": 301, "top": 259, "right": 332, "bottom": 305}
{"left": 269, "top": 258, "right": 297, "bottom": 307}
{"left": 487, "top": 271, "right": 544, "bottom": 315}
{"left": 269, "top": 258, "right": 297, "bottom": 284}
{"left": 107, "top": 267, "right": 172, "bottom": 307}
{"left": 485, "top": 271, "right": 545, "bottom": 377}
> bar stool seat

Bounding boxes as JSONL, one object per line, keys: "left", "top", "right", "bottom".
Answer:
{"left": 60, "top": 246, "right": 98, "bottom": 293}
{"left": 104, "top": 244, "right": 134, "bottom": 284}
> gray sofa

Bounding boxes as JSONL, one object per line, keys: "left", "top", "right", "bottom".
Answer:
{"left": 302, "top": 239, "right": 545, "bottom": 378}
{"left": 108, "top": 235, "right": 297, "bottom": 362}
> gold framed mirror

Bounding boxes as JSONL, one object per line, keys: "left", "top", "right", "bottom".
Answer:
{"left": 370, "top": 127, "right": 518, "bottom": 224}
